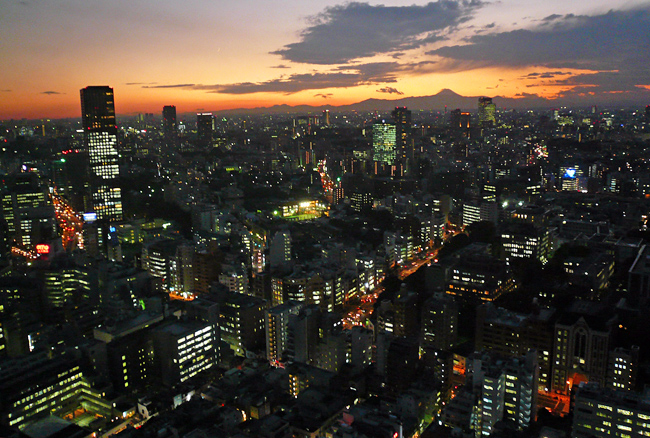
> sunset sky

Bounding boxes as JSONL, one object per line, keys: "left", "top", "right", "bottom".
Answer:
{"left": 1, "top": 0, "right": 649, "bottom": 119}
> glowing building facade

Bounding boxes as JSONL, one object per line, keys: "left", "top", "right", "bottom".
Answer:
{"left": 372, "top": 123, "right": 397, "bottom": 165}
{"left": 478, "top": 97, "right": 496, "bottom": 127}
{"left": 80, "top": 86, "right": 123, "bottom": 222}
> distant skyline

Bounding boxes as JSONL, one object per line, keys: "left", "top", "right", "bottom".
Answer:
{"left": 1, "top": 0, "right": 649, "bottom": 119}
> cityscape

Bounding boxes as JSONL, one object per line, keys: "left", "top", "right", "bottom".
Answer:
{"left": 2, "top": 1, "right": 650, "bottom": 438}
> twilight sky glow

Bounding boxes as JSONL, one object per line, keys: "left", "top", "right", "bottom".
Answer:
{"left": 1, "top": 0, "right": 649, "bottom": 119}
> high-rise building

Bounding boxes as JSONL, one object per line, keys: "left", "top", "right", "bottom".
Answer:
{"left": 478, "top": 97, "right": 496, "bottom": 127}
{"left": 1, "top": 173, "right": 56, "bottom": 250}
{"left": 372, "top": 122, "right": 397, "bottom": 165}
{"left": 269, "top": 230, "right": 292, "bottom": 270}
{"left": 392, "top": 107, "right": 412, "bottom": 172}
{"left": 196, "top": 112, "right": 214, "bottom": 146}
{"left": 470, "top": 351, "right": 539, "bottom": 434}
{"left": 152, "top": 320, "right": 216, "bottom": 386}
{"left": 218, "top": 291, "right": 267, "bottom": 357}
{"left": 80, "top": 86, "right": 123, "bottom": 222}
{"left": 162, "top": 105, "right": 177, "bottom": 142}
{"left": 421, "top": 293, "right": 458, "bottom": 351}
{"left": 266, "top": 301, "right": 304, "bottom": 364}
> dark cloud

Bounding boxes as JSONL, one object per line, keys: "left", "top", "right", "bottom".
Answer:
{"left": 143, "top": 83, "right": 195, "bottom": 89}
{"left": 377, "top": 87, "right": 404, "bottom": 95}
{"left": 41, "top": 91, "right": 63, "bottom": 95}
{"left": 428, "top": 7, "right": 650, "bottom": 93}
{"left": 314, "top": 93, "right": 333, "bottom": 99}
{"left": 540, "top": 13, "right": 562, "bottom": 22}
{"left": 144, "top": 61, "right": 434, "bottom": 96}
{"left": 126, "top": 82, "right": 158, "bottom": 86}
{"left": 272, "top": 0, "right": 484, "bottom": 65}
{"left": 204, "top": 67, "right": 396, "bottom": 95}
{"left": 475, "top": 22, "right": 496, "bottom": 33}
{"left": 1, "top": 89, "right": 11, "bottom": 92}
{"left": 524, "top": 71, "right": 572, "bottom": 79}
{"left": 271, "top": 64, "right": 291, "bottom": 69}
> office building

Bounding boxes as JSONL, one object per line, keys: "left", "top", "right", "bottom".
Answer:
{"left": 386, "top": 336, "right": 419, "bottom": 392}
{"left": 469, "top": 351, "right": 539, "bottom": 435}
{"left": 476, "top": 303, "right": 555, "bottom": 391}
{"left": 0, "top": 353, "right": 97, "bottom": 430}
{"left": 450, "top": 108, "right": 471, "bottom": 132}
{"left": 269, "top": 230, "right": 292, "bottom": 270}
{"left": 392, "top": 287, "right": 418, "bottom": 338}
{"left": 445, "top": 253, "right": 516, "bottom": 302}
{"left": 420, "top": 293, "right": 458, "bottom": 351}
{"left": 80, "top": 86, "right": 123, "bottom": 222}
{"left": 196, "top": 112, "right": 214, "bottom": 146}
{"left": 152, "top": 320, "right": 216, "bottom": 386}
{"left": 392, "top": 107, "right": 412, "bottom": 172}
{"left": 266, "top": 301, "right": 303, "bottom": 364}
{"left": 43, "top": 267, "right": 92, "bottom": 308}
{"left": 162, "top": 105, "right": 177, "bottom": 143}
{"left": 94, "top": 312, "right": 164, "bottom": 392}
{"left": 572, "top": 382, "right": 650, "bottom": 438}
{"left": 1, "top": 173, "right": 56, "bottom": 250}
{"left": 501, "top": 222, "right": 552, "bottom": 264}
{"left": 462, "top": 199, "right": 498, "bottom": 227}
{"left": 372, "top": 122, "right": 397, "bottom": 165}
{"left": 478, "top": 96, "right": 496, "bottom": 127}
{"left": 606, "top": 346, "right": 639, "bottom": 391}
{"left": 218, "top": 291, "right": 267, "bottom": 357}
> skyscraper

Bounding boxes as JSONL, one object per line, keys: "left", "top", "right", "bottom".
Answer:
{"left": 80, "top": 86, "right": 123, "bottom": 222}
{"left": 196, "top": 112, "right": 214, "bottom": 147}
{"left": 372, "top": 122, "right": 397, "bottom": 165}
{"left": 478, "top": 97, "right": 496, "bottom": 127}
{"left": 162, "top": 105, "right": 177, "bottom": 140}
{"left": 391, "top": 107, "right": 412, "bottom": 171}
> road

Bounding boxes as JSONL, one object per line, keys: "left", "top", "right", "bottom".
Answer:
{"left": 342, "top": 248, "right": 440, "bottom": 329}
{"left": 50, "top": 190, "right": 84, "bottom": 251}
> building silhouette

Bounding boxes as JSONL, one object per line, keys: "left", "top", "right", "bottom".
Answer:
{"left": 162, "top": 105, "right": 177, "bottom": 144}
{"left": 391, "top": 106, "right": 412, "bottom": 174}
{"left": 80, "top": 86, "right": 123, "bottom": 222}
{"left": 196, "top": 112, "right": 214, "bottom": 147}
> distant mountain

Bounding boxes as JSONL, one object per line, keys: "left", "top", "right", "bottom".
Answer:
{"left": 189, "top": 88, "right": 648, "bottom": 117}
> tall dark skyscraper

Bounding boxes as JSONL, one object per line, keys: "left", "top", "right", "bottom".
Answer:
{"left": 80, "top": 86, "right": 123, "bottom": 222}
{"left": 162, "top": 105, "right": 177, "bottom": 140}
{"left": 196, "top": 112, "right": 214, "bottom": 147}
{"left": 391, "top": 106, "right": 412, "bottom": 174}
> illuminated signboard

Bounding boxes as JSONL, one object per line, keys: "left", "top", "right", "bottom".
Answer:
{"left": 83, "top": 212, "right": 97, "bottom": 222}
{"left": 564, "top": 168, "right": 576, "bottom": 179}
{"left": 36, "top": 244, "right": 50, "bottom": 254}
